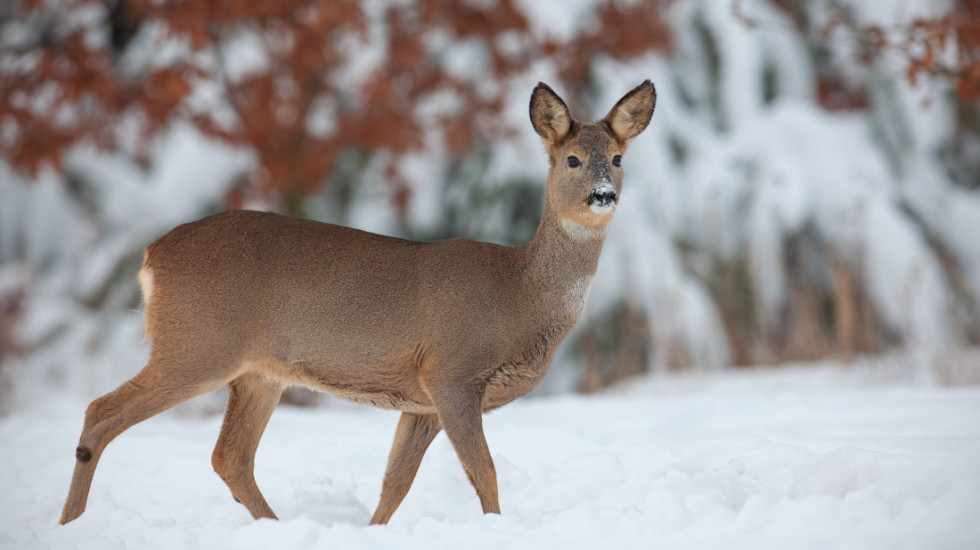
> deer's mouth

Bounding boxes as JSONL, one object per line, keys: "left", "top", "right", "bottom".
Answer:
{"left": 587, "top": 185, "right": 617, "bottom": 214}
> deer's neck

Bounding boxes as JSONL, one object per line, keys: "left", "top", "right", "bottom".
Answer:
{"left": 520, "top": 200, "right": 608, "bottom": 318}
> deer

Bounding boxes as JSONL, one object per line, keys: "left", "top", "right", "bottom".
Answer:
{"left": 59, "top": 79, "right": 656, "bottom": 525}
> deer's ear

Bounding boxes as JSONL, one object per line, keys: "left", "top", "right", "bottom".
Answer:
{"left": 604, "top": 80, "right": 656, "bottom": 146}
{"left": 530, "top": 83, "right": 572, "bottom": 145}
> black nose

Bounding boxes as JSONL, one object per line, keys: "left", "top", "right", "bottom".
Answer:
{"left": 587, "top": 188, "right": 617, "bottom": 207}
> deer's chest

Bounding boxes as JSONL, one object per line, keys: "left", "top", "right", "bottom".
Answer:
{"left": 480, "top": 326, "right": 567, "bottom": 411}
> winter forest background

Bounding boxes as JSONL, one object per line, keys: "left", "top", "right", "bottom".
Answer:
{"left": 2, "top": 0, "right": 980, "bottom": 411}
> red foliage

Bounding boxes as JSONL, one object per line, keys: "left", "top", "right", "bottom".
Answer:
{"left": 815, "top": 73, "right": 869, "bottom": 111}
{"left": 0, "top": 0, "right": 672, "bottom": 214}
{"left": 553, "top": 0, "right": 672, "bottom": 108}
{"left": 742, "top": 0, "right": 979, "bottom": 110}
{"left": 844, "top": 2, "right": 978, "bottom": 103}
{"left": 953, "top": 0, "right": 980, "bottom": 99}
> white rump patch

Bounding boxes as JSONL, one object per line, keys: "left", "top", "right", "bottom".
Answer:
{"left": 137, "top": 266, "right": 154, "bottom": 342}
{"left": 138, "top": 266, "right": 154, "bottom": 305}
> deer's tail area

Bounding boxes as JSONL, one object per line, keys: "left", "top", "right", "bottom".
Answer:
{"left": 137, "top": 246, "right": 155, "bottom": 343}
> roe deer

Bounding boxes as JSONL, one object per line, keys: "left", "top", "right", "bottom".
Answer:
{"left": 59, "top": 80, "right": 656, "bottom": 525}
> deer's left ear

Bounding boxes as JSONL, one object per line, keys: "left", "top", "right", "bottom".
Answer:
{"left": 604, "top": 80, "right": 656, "bottom": 146}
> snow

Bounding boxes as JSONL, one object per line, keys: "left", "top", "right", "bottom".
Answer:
{"left": 513, "top": 0, "right": 598, "bottom": 42}
{"left": 2, "top": 364, "right": 978, "bottom": 549}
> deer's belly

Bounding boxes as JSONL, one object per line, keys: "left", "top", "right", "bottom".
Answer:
{"left": 262, "top": 355, "right": 436, "bottom": 413}
{"left": 325, "top": 387, "right": 436, "bottom": 414}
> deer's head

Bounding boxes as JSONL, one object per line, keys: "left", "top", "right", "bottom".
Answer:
{"left": 530, "top": 80, "right": 656, "bottom": 237}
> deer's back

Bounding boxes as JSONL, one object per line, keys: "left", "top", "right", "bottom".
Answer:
{"left": 144, "top": 209, "right": 427, "bottom": 347}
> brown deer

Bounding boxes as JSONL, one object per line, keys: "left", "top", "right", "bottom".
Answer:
{"left": 59, "top": 80, "right": 656, "bottom": 525}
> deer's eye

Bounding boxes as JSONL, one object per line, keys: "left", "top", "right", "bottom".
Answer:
{"left": 612, "top": 155, "right": 622, "bottom": 167}
{"left": 567, "top": 156, "right": 581, "bottom": 168}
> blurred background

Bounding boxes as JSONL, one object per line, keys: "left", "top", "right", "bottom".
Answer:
{"left": 1, "top": 0, "right": 979, "bottom": 412}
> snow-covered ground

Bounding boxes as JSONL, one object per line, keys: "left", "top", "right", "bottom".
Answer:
{"left": 2, "top": 363, "right": 978, "bottom": 550}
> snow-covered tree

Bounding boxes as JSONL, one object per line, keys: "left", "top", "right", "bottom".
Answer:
{"left": 2, "top": 0, "right": 978, "bottom": 409}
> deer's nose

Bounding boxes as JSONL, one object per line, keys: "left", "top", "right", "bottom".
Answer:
{"left": 587, "top": 186, "right": 617, "bottom": 208}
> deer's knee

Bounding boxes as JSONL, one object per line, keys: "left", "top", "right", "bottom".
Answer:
{"left": 77, "top": 395, "right": 115, "bottom": 447}
{"left": 211, "top": 447, "right": 233, "bottom": 479}
{"left": 71, "top": 396, "right": 118, "bottom": 465}
{"left": 211, "top": 449, "right": 223, "bottom": 474}
{"left": 83, "top": 395, "right": 110, "bottom": 429}
{"left": 212, "top": 444, "right": 253, "bottom": 482}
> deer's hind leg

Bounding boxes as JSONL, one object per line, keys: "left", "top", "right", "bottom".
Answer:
{"left": 60, "top": 351, "right": 240, "bottom": 524}
{"left": 211, "top": 372, "right": 283, "bottom": 520}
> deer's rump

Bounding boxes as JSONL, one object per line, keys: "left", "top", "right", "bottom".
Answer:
{"left": 139, "top": 211, "right": 432, "bottom": 403}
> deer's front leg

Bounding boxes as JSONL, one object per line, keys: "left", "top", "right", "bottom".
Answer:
{"left": 426, "top": 380, "right": 500, "bottom": 515}
{"left": 370, "top": 412, "right": 441, "bottom": 525}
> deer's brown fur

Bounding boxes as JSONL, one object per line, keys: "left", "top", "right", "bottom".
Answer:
{"left": 59, "top": 80, "right": 656, "bottom": 525}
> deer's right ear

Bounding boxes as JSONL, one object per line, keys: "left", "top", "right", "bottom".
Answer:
{"left": 530, "top": 83, "right": 572, "bottom": 146}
